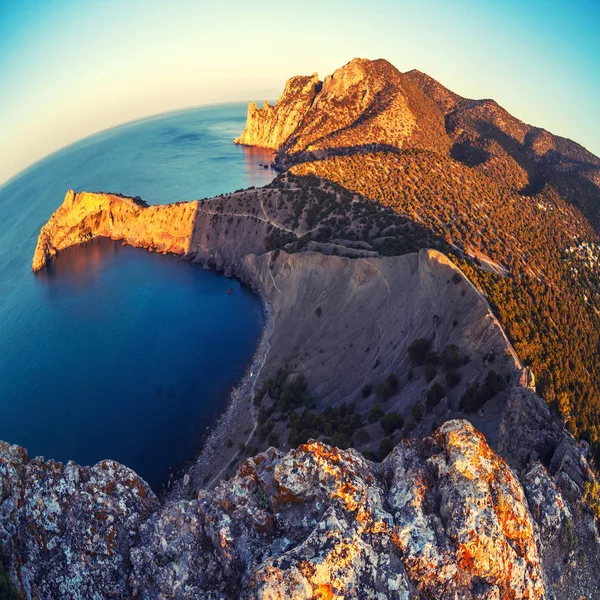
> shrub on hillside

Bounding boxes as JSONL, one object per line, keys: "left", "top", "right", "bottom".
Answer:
{"left": 426, "top": 382, "right": 445, "bottom": 408}
{"left": 446, "top": 369, "right": 462, "bottom": 388}
{"left": 411, "top": 402, "right": 424, "bottom": 423}
{"left": 407, "top": 338, "right": 431, "bottom": 365}
{"left": 368, "top": 405, "right": 384, "bottom": 423}
{"left": 375, "top": 373, "right": 398, "bottom": 400}
{"left": 442, "top": 344, "right": 462, "bottom": 370}
{"left": 381, "top": 412, "right": 404, "bottom": 435}
{"left": 459, "top": 370, "right": 506, "bottom": 413}
{"left": 379, "top": 437, "right": 394, "bottom": 461}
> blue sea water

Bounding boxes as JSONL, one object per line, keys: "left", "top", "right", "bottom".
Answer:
{"left": 0, "top": 103, "right": 274, "bottom": 491}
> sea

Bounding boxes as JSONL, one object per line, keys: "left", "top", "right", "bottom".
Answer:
{"left": 0, "top": 103, "right": 275, "bottom": 491}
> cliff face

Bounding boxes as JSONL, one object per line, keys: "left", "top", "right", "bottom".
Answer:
{"left": 239, "top": 248, "right": 522, "bottom": 407}
{"left": 235, "top": 58, "right": 450, "bottom": 164}
{"left": 234, "top": 74, "right": 321, "bottom": 149}
{"left": 32, "top": 191, "right": 197, "bottom": 272}
{"left": 0, "top": 420, "right": 565, "bottom": 599}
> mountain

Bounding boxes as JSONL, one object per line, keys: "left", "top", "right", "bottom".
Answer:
{"left": 236, "top": 58, "right": 451, "bottom": 167}
{"left": 3, "top": 58, "right": 600, "bottom": 598}
{"left": 241, "top": 57, "right": 600, "bottom": 469}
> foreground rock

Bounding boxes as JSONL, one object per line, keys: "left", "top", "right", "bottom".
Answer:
{"left": 0, "top": 442, "right": 158, "bottom": 599}
{"left": 0, "top": 421, "right": 555, "bottom": 599}
{"left": 2, "top": 417, "right": 598, "bottom": 599}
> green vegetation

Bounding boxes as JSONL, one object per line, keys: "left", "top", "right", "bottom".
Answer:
{"left": 583, "top": 480, "right": 600, "bottom": 521}
{"left": 407, "top": 338, "right": 431, "bottom": 366}
{"left": 411, "top": 402, "right": 424, "bottom": 423}
{"left": 441, "top": 344, "right": 462, "bottom": 369}
{"left": 378, "top": 437, "right": 394, "bottom": 461}
{"left": 460, "top": 370, "right": 506, "bottom": 413}
{"left": 368, "top": 405, "right": 384, "bottom": 424}
{"left": 375, "top": 373, "right": 398, "bottom": 401}
{"left": 288, "top": 402, "right": 362, "bottom": 450}
{"left": 561, "top": 516, "right": 578, "bottom": 552}
{"left": 0, "top": 567, "right": 18, "bottom": 600}
{"left": 381, "top": 412, "right": 404, "bottom": 435}
{"left": 424, "top": 364, "right": 437, "bottom": 382}
{"left": 446, "top": 369, "right": 462, "bottom": 388}
{"left": 426, "top": 382, "right": 446, "bottom": 408}
{"left": 292, "top": 150, "right": 600, "bottom": 465}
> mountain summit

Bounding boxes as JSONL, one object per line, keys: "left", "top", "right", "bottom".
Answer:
{"left": 235, "top": 58, "right": 451, "bottom": 161}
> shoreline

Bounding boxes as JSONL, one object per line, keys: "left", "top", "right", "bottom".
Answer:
{"left": 170, "top": 291, "right": 273, "bottom": 497}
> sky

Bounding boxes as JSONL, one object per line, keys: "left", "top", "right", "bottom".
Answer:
{"left": 0, "top": 0, "right": 599, "bottom": 185}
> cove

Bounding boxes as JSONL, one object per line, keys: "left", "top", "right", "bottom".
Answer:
{"left": 0, "top": 103, "right": 272, "bottom": 491}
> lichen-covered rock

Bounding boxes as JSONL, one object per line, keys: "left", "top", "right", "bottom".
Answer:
{"left": 524, "top": 462, "right": 571, "bottom": 533}
{"left": 386, "top": 420, "right": 545, "bottom": 599}
{"left": 2, "top": 419, "right": 599, "bottom": 599}
{"left": 128, "top": 420, "right": 546, "bottom": 599}
{"left": 0, "top": 441, "right": 158, "bottom": 599}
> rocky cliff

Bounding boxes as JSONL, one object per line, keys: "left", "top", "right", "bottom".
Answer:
{"left": 3, "top": 419, "right": 598, "bottom": 599}
{"left": 31, "top": 191, "right": 197, "bottom": 273}
{"left": 234, "top": 58, "right": 450, "bottom": 167}
{"left": 234, "top": 74, "right": 322, "bottom": 149}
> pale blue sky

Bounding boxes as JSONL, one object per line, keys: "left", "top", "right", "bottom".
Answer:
{"left": 1, "top": 0, "right": 599, "bottom": 184}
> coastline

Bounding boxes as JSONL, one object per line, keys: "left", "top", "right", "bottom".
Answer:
{"left": 171, "top": 291, "right": 274, "bottom": 496}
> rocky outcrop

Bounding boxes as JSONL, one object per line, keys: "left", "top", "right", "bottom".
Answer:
{"left": 234, "top": 74, "right": 321, "bottom": 149}
{"left": 0, "top": 420, "right": 559, "bottom": 599}
{"left": 235, "top": 58, "right": 451, "bottom": 166}
{"left": 0, "top": 441, "right": 158, "bottom": 599}
{"left": 32, "top": 188, "right": 283, "bottom": 275}
{"left": 32, "top": 191, "right": 197, "bottom": 272}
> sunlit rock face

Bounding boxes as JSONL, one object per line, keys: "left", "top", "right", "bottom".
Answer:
{"left": 130, "top": 420, "right": 545, "bottom": 600}
{"left": 32, "top": 190, "right": 197, "bottom": 272}
{"left": 234, "top": 74, "right": 322, "bottom": 149}
{"left": 235, "top": 58, "right": 451, "bottom": 164}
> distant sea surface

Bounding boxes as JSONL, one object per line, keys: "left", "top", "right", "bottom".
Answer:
{"left": 0, "top": 103, "right": 274, "bottom": 491}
